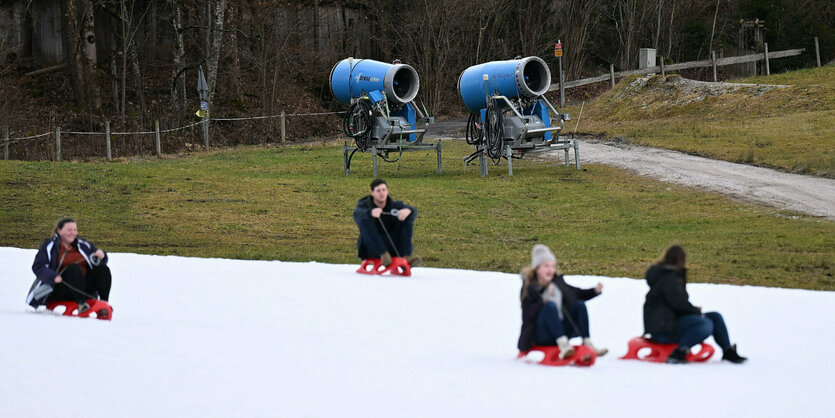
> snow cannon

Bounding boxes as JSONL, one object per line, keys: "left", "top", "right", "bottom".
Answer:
{"left": 458, "top": 56, "right": 578, "bottom": 176}
{"left": 331, "top": 58, "right": 439, "bottom": 177}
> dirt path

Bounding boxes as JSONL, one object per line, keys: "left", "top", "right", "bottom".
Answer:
{"left": 425, "top": 119, "right": 834, "bottom": 220}
{"left": 545, "top": 140, "right": 835, "bottom": 220}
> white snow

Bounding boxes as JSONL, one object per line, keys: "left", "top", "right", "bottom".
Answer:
{"left": 1, "top": 246, "right": 832, "bottom": 417}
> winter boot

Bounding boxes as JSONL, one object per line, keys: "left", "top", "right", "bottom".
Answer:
{"left": 405, "top": 255, "right": 423, "bottom": 267}
{"left": 583, "top": 337, "right": 609, "bottom": 357}
{"left": 77, "top": 302, "right": 91, "bottom": 315}
{"left": 96, "top": 308, "right": 110, "bottom": 319}
{"left": 380, "top": 252, "right": 392, "bottom": 267}
{"left": 665, "top": 346, "right": 689, "bottom": 364}
{"left": 557, "top": 336, "right": 575, "bottom": 359}
{"left": 722, "top": 344, "right": 747, "bottom": 364}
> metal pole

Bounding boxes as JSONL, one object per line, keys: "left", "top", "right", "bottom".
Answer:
{"left": 55, "top": 126, "right": 61, "bottom": 161}
{"left": 202, "top": 114, "right": 209, "bottom": 151}
{"left": 372, "top": 146, "right": 378, "bottom": 178}
{"left": 343, "top": 143, "right": 350, "bottom": 175}
{"left": 155, "top": 119, "right": 161, "bottom": 157}
{"left": 711, "top": 51, "right": 717, "bottom": 82}
{"left": 764, "top": 43, "right": 770, "bottom": 76}
{"left": 2, "top": 125, "right": 8, "bottom": 160}
{"left": 659, "top": 56, "right": 665, "bottom": 77}
{"left": 506, "top": 145, "right": 513, "bottom": 176}
{"left": 564, "top": 144, "right": 569, "bottom": 167}
{"left": 479, "top": 146, "right": 487, "bottom": 177}
{"left": 573, "top": 139, "right": 581, "bottom": 170}
{"left": 280, "top": 111, "right": 286, "bottom": 144}
{"left": 558, "top": 55, "right": 565, "bottom": 108}
{"left": 814, "top": 37, "right": 821, "bottom": 68}
{"left": 105, "top": 121, "right": 111, "bottom": 161}
{"left": 610, "top": 64, "right": 615, "bottom": 88}
{"left": 436, "top": 140, "right": 442, "bottom": 174}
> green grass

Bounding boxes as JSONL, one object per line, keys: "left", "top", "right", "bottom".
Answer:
{"left": 1, "top": 141, "right": 832, "bottom": 290}
{"left": 569, "top": 66, "right": 835, "bottom": 177}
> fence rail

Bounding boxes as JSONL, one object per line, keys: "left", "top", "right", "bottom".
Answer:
{"left": 552, "top": 47, "right": 807, "bottom": 92}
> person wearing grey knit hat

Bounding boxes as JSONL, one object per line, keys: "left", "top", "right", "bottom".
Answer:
{"left": 517, "top": 244, "right": 607, "bottom": 359}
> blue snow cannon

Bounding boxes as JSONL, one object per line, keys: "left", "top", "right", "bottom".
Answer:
{"left": 330, "top": 58, "right": 420, "bottom": 106}
{"left": 330, "top": 58, "right": 438, "bottom": 177}
{"left": 458, "top": 56, "right": 575, "bottom": 176}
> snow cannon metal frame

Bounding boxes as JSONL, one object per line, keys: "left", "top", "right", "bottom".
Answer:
{"left": 331, "top": 57, "right": 440, "bottom": 177}
{"left": 458, "top": 56, "right": 580, "bottom": 176}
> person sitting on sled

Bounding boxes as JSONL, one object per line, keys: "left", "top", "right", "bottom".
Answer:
{"left": 26, "top": 217, "right": 112, "bottom": 318}
{"left": 643, "top": 244, "right": 746, "bottom": 364}
{"left": 517, "top": 244, "right": 607, "bottom": 359}
{"left": 353, "top": 179, "right": 421, "bottom": 267}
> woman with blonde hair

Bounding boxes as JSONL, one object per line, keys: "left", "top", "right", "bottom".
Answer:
{"left": 517, "top": 244, "right": 607, "bottom": 359}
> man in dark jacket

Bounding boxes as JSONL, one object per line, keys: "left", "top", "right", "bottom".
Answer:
{"left": 353, "top": 179, "right": 421, "bottom": 266}
{"left": 643, "top": 244, "right": 747, "bottom": 364}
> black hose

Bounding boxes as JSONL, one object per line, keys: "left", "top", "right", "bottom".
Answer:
{"left": 485, "top": 102, "right": 504, "bottom": 164}
{"left": 465, "top": 112, "right": 483, "bottom": 145}
{"left": 343, "top": 100, "right": 373, "bottom": 151}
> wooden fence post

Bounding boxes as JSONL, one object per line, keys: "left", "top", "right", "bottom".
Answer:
{"left": 711, "top": 51, "right": 717, "bottom": 82}
{"left": 155, "top": 119, "right": 161, "bottom": 157}
{"left": 105, "top": 121, "right": 112, "bottom": 161}
{"left": 280, "top": 110, "right": 286, "bottom": 144}
{"left": 764, "top": 43, "right": 770, "bottom": 76}
{"left": 659, "top": 56, "right": 665, "bottom": 77}
{"left": 55, "top": 126, "right": 61, "bottom": 161}
{"left": 815, "top": 37, "right": 821, "bottom": 67}
{"left": 2, "top": 125, "right": 8, "bottom": 160}
{"left": 610, "top": 64, "right": 615, "bottom": 88}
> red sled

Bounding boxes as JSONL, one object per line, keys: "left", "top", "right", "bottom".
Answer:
{"left": 46, "top": 299, "right": 113, "bottom": 321}
{"left": 619, "top": 336, "right": 714, "bottom": 363}
{"left": 356, "top": 257, "right": 412, "bottom": 277}
{"left": 517, "top": 345, "right": 597, "bottom": 367}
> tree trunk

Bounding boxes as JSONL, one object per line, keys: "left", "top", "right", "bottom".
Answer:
{"left": 168, "top": 0, "right": 185, "bottom": 120}
{"left": 227, "top": 2, "right": 242, "bottom": 103}
{"left": 61, "top": 0, "right": 86, "bottom": 107}
{"left": 129, "top": 39, "right": 146, "bottom": 124}
{"left": 206, "top": 0, "right": 226, "bottom": 105}
{"left": 81, "top": 0, "right": 100, "bottom": 113}
{"left": 120, "top": 0, "right": 127, "bottom": 126}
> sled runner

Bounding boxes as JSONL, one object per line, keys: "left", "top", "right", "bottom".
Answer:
{"left": 619, "top": 336, "right": 714, "bottom": 363}
{"left": 356, "top": 257, "right": 412, "bottom": 277}
{"left": 46, "top": 299, "right": 113, "bottom": 321}
{"left": 517, "top": 345, "right": 597, "bottom": 367}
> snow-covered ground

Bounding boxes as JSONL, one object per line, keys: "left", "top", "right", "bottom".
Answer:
{"left": 2, "top": 246, "right": 832, "bottom": 417}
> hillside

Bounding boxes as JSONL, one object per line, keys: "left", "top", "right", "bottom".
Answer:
{"left": 571, "top": 66, "right": 835, "bottom": 178}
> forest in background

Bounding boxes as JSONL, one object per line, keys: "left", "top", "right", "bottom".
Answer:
{"left": 0, "top": 0, "right": 832, "bottom": 159}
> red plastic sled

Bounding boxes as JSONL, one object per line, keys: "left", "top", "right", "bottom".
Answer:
{"left": 46, "top": 299, "right": 113, "bottom": 321}
{"left": 517, "top": 345, "right": 597, "bottom": 367}
{"left": 356, "top": 257, "right": 412, "bottom": 277}
{"left": 619, "top": 336, "right": 714, "bottom": 363}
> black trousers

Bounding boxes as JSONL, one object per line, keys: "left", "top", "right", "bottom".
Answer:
{"left": 48, "top": 263, "right": 112, "bottom": 304}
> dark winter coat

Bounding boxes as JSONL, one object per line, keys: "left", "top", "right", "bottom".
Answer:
{"left": 26, "top": 235, "right": 107, "bottom": 308}
{"left": 642, "top": 264, "right": 701, "bottom": 337}
{"left": 353, "top": 195, "right": 416, "bottom": 259}
{"left": 517, "top": 268, "right": 599, "bottom": 351}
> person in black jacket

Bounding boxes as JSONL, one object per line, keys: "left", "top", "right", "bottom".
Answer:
{"left": 353, "top": 179, "right": 421, "bottom": 267}
{"left": 643, "top": 244, "right": 746, "bottom": 364}
{"left": 26, "top": 217, "right": 112, "bottom": 317}
{"left": 517, "top": 244, "right": 607, "bottom": 359}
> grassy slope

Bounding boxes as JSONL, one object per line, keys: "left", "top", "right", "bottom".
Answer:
{"left": 1, "top": 141, "right": 832, "bottom": 290}
{"left": 569, "top": 66, "right": 835, "bottom": 177}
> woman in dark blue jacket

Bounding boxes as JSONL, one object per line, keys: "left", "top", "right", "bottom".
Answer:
{"left": 27, "top": 218, "right": 112, "bottom": 317}
{"left": 643, "top": 245, "right": 746, "bottom": 364}
{"left": 518, "top": 244, "right": 607, "bottom": 359}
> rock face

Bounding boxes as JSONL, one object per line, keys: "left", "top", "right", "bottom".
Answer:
{"left": 614, "top": 74, "right": 788, "bottom": 106}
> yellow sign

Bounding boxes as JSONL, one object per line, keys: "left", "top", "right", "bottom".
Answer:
{"left": 195, "top": 109, "right": 208, "bottom": 118}
{"left": 554, "top": 50, "right": 563, "bottom": 57}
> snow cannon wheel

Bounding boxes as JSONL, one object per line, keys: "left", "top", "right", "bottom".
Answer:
{"left": 517, "top": 345, "right": 597, "bottom": 367}
{"left": 356, "top": 257, "right": 412, "bottom": 277}
{"left": 619, "top": 336, "right": 714, "bottom": 363}
{"left": 46, "top": 299, "right": 113, "bottom": 321}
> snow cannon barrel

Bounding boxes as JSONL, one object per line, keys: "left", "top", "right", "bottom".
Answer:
{"left": 330, "top": 58, "right": 420, "bottom": 106}
{"left": 458, "top": 56, "right": 551, "bottom": 113}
